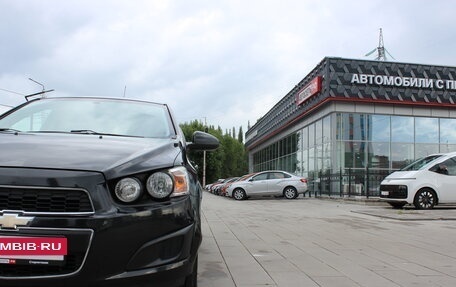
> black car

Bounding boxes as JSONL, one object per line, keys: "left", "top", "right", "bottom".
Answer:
{"left": 0, "top": 97, "right": 218, "bottom": 286}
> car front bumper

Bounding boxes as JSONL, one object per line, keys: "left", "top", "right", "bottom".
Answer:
{"left": 0, "top": 167, "right": 201, "bottom": 287}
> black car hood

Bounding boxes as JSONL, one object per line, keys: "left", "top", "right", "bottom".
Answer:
{"left": 0, "top": 133, "right": 182, "bottom": 179}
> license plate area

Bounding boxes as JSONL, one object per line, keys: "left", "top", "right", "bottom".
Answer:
{"left": 0, "top": 236, "right": 67, "bottom": 266}
{"left": 0, "top": 229, "right": 93, "bottom": 278}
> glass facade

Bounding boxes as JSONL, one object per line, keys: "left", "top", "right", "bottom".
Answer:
{"left": 252, "top": 113, "right": 456, "bottom": 197}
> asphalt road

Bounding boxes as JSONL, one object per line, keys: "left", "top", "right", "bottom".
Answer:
{"left": 198, "top": 192, "right": 456, "bottom": 287}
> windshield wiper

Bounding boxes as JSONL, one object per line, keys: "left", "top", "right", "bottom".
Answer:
{"left": 70, "top": 130, "right": 143, "bottom": 138}
{"left": 70, "top": 129, "right": 99, "bottom": 134}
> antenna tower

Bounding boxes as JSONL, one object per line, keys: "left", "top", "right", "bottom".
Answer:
{"left": 365, "top": 28, "right": 395, "bottom": 61}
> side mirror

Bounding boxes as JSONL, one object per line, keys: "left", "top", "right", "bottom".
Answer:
{"left": 187, "top": 131, "right": 219, "bottom": 151}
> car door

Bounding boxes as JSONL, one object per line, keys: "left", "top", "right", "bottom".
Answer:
{"left": 248, "top": 172, "right": 269, "bottom": 196}
{"left": 266, "top": 172, "right": 287, "bottom": 196}
{"left": 430, "top": 157, "right": 456, "bottom": 203}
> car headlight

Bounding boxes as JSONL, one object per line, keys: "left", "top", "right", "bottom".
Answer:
{"left": 147, "top": 172, "right": 174, "bottom": 199}
{"left": 146, "top": 166, "right": 190, "bottom": 199}
{"left": 115, "top": 177, "right": 143, "bottom": 202}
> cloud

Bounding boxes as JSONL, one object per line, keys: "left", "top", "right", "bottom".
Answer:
{"left": 1, "top": 0, "right": 456, "bottom": 132}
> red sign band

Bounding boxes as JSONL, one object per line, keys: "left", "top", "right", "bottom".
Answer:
{"left": 296, "top": 76, "right": 322, "bottom": 105}
{"left": 0, "top": 236, "right": 67, "bottom": 256}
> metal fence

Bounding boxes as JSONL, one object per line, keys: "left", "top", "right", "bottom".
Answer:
{"left": 307, "top": 168, "right": 394, "bottom": 198}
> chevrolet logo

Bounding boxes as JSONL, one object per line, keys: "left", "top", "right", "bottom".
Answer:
{"left": 0, "top": 213, "right": 34, "bottom": 229}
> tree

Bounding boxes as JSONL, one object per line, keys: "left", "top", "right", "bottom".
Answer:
{"left": 180, "top": 121, "right": 248, "bottom": 184}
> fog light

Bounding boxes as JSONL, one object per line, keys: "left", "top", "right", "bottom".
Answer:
{"left": 115, "top": 177, "right": 142, "bottom": 202}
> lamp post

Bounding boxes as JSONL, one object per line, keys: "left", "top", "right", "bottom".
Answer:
{"left": 202, "top": 117, "right": 207, "bottom": 188}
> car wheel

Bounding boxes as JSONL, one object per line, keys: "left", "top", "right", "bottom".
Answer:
{"left": 233, "top": 188, "right": 246, "bottom": 200}
{"left": 184, "top": 256, "right": 198, "bottom": 287}
{"left": 413, "top": 188, "right": 437, "bottom": 210}
{"left": 388, "top": 202, "right": 406, "bottom": 209}
{"left": 284, "top": 186, "right": 298, "bottom": 199}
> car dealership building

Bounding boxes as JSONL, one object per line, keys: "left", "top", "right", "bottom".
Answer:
{"left": 245, "top": 57, "right": 456, "bottom": 197}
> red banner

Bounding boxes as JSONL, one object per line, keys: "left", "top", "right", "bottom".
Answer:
{"left": 0, "top": 236, "right": 67, "bottom": 256}
{"left": 296, "top": 76, "right": 322, "bottom": 105}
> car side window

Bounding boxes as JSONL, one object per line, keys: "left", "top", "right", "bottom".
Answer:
{"left": 269, "top": 172, "right": 285, "bottom": 179}
{"left": 431, "top": 157, "right": 456, "bottom": 176}
{"left": 252, "top": 173, "right": 269, "bottom": 181}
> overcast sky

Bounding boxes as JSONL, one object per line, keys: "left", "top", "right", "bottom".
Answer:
{"left": 1, "top": 0, "right": 455, "bottom": 133}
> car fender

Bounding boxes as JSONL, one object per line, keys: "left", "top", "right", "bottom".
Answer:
{"left": 403, "top": 172, "right": 440, "bottom": 202}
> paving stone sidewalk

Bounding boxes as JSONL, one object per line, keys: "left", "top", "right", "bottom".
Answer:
{"left": 198, "top": 193, "right": 456, "bottom": 287}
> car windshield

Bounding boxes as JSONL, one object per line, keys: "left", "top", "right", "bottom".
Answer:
{"left": 400, "top": 155, "right": 443, "bottom": 171}
{"left": 0, "top": 98, "right": 174, "bottom": 138}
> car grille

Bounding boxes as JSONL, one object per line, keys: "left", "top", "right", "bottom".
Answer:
{"left": 0, "top": 186, "right": 94, "bottom": 214}
{"left": 380, "top": 184, "right": 408, "bottom": 199}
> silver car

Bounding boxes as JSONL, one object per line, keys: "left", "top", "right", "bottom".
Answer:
{"left": 226, "top": 170, "right": 308, "bottom": 200}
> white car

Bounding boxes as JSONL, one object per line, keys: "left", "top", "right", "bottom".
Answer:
{"left": 226, "top": 170, "right": 308, "bottom": 200}
{"left": 380, "top": 152, "right": 456, "bottom": 209}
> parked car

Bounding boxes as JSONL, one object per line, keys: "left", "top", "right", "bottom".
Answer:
{"left": 206, "top": 179, "right": 224, "bottom": 193}
{"left": 220, "top": 173, "right": 256, "bottom": 196}
{"left": 226, "top": 170, "right": 307, "bottom": 200}
{"left": 212, "top": 178, "right": 238, "bottom": 195}
{"left": 0, "top": 96, "right": 219, "bottom": 287}
{"left": 217, "top": 177, "right": 240, "bottom": 196}
{"left": 380, "top": 152, "right": 456, "bottom": 209}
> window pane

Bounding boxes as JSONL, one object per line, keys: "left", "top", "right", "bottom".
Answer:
{"left": 271, "top": 172, "right": 285, "bottom": 179}
{"left": 302, "top": 149, "right": 309, "bottom": 178}
{"left": 368, "top": 115, "right": 390, "bottom": 142}
{"left": 302, "top": 127, "right": 309, "bottom": 149}
{"left": 336, "top": 113, "right": 342, "bottom": 140}
{"left": 323, "top": 116, "right": 331, "bottom": 143}
{"left": 344, "top": 141, "right": 366, "bottom": 168}
{"left": 316, "top": 144, "right": 323, "bottom": 171}
{"left": 295, "top": 131, "right": 303, "bottom": 175}
{"left": 290, "top": 133, "right": 297, "bottom": 154}
{"left": 368, "top": 142, "right": 390, "bottom": 168}
{"left": 415, "top": 118, "right": 438, "bottom": 143}
{"left": 435, "top": 157, "right": 456, "bottom": 176}
{"left": 308, "top": 147, "right": 315, "bottom": 173}
{"left": 335, "top": 141, "right": 344, "bottom": 170}
{"left": 309, "top": 123, "right": 315, "bottom": 147}
{"left": 415, "top": 143, "right": 439, "bottom": 158}
{"left": 280, "top": 138, "right": 286, "bottom": 156}
{"left": 253, "top": 173, "right": 268, "bottom": 181}
{"left": 338, "top": 114, "right": 366, "bottom": 141}
{"left": 391, "top": 116, "right": 414, "bottom": 143}
{"left": 440, "top": 119, "right": 456, "bottom": 144}
{"left": 440, "top": 144, "right": 456, "bottom": 153}
{"left": 322, "top": 142, "right": 331, "bottom": 171}
{"left": 316, "top": 120, "right": 323, "bottom": 145}
{"left": 391, "top": 143, "right": 414, "bottom": 169}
